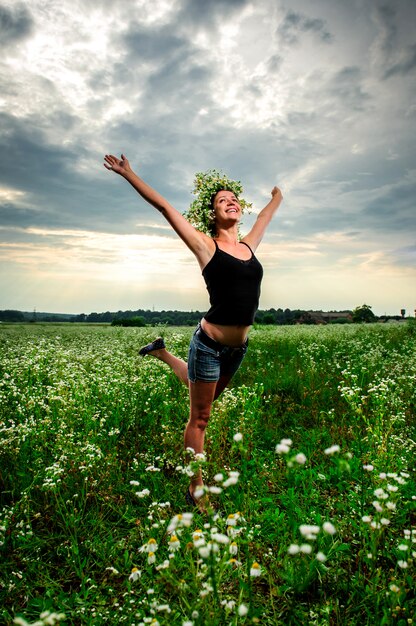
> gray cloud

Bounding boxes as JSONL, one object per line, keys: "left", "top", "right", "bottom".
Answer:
{"left": 0, "top": 4, "right": 33, "bottom": 45}
{"left": 0, "top": 113, "right": 74, "bottom": 191}
{"left": 0, "top": 113, "right": 150, "bottom": 233}
{"left": 375, "top": 4, "right": 398, "bottom": 55}
{"left": 123, "top": 24, "right": 188, "bottom": 62}
{"left": 267, "top": 54, "right": 283, "bottom": 73}
{"left": 178, "top": 0, "right": 249, "bottom": 28}
{"left": 364, "top": 179, "right": 416, "bottom": 231}
{"left": 384, "top": 43, "right": 416, "bottom": 78}
{"left": 276, "top": 10, "right": 332, "bottom": 45}
{"left": 371, "top": 1, "right": 416, "bottom": 78}
{"left": 327, "top": 66, "right": 370, "bottom": 111}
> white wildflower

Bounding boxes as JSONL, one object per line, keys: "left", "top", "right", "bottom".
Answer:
{"left": 211, "top": 532, "right": 230, "bottom": 544}
{"left": 324, "top": 444, "right": 340, "bottom": 455}
{"left": 168, "top": 535, "right": 180, "bottom": 552}
{"left": 140, "top": 538, "right": 158, "bottom": 553}
{"left": 250, "top": 562, "right": 261, "bottom": 577}
{"left": 194, "top": 487, "right": 205, "bottom": 499}
{"left": 129, "top": 567, "right": 141, "bottom": 582}
{"left": 299, "top": 524, "right": 320, "bottom": 539}
{"left": 295, "top": 453, "right": 307, "bottom": 465}
{"left": 322, "top": 522, "right": 336, "bottom": 535}
{"left": 136, "top": 489, "right": 150, "bottom": 498}
{"left": 223, "top": 472, "right": 240, "bottom": 488}
{"left": 199, "top": 546, "right": 211, "bottom": 558}
{"left": 288, "top": 544, "right": 300, "bottom": 555}
{"left": 300, "top": 544, "right": 312, "bottom": 554}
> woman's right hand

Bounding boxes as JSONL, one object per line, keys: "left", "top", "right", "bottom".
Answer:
{"left": 103, "top": 153, "right": 132, "bottom": 176}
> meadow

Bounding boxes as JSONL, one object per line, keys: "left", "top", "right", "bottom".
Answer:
{"left": 0, "top": 322, "right": 415, "bottom": 626}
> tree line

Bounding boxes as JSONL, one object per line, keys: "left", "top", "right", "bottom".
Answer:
{"left": 0, "top": 305, "right": 409, "bottom": 325}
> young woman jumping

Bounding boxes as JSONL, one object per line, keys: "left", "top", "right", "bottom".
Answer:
{"left": 104, "top": 154, "right": 282, "bottom": 510}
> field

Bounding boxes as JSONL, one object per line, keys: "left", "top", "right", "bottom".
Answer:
{"left": 0, "top": 322, "right": 415, "bottom": 626}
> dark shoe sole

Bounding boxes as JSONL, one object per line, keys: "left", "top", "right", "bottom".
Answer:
{"left": 139, "top": 337, "right": 165, "bottom": 356}
{"left": 185, "top": 488, "right": 210, "bottom": 515}
{"left": 185, "top": 489, "right": 197, "bottom": 508}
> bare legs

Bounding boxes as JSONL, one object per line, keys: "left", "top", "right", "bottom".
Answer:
{"left": 145, "top": 347, "right": 231, "bottom": 395}
{"left": 144, "top": 346, "right": 232, "bottom": 503}
{"left": 145, "top": 347, "right": 188, "bottom": 385}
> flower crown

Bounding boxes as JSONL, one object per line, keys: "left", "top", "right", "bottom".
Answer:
{"left": 183, "top": 169, "right": 252, "bottom": 236}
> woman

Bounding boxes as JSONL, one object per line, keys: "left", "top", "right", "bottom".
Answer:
{"left": 104, "top": 154, "right": 282, "bottom": 510}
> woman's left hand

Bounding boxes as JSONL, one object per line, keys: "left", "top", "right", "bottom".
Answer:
{"left": 271, "top": 186, "right": 282, "bottom": 200}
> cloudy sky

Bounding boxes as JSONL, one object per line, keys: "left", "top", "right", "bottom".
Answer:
{"left": 0, "top": 0, "right": 415, "bottom": 316}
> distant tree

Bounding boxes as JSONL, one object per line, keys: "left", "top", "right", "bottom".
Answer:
{"left": 329, "top": 317, "right": 352, "bottom": 324}
{"left": 0, "top": 310, "right": 25, "bottom": 322}
{"left": 73, "top": 313, "right": 86, "bottom": 322}
{"left": 352, "top": 304, "right": 376, "bottom": 323}
{"left": 111, "top": 316, "right": 146, "bottom": 327}
{"left": 262, "top": 313, "right": 276, "bottom": 325}
{"left": 87, "top": 312, "right": 101, "bottom": 322}
{"left": 101, "top": 311, "right": 114, "bottom": 323}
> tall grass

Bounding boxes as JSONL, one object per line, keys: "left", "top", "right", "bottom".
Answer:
{"left": 0, "top": 322, "right": 415, "bottom": 625}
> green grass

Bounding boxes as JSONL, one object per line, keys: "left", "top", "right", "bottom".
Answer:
{"left": 0, "top": 322, "right": 415, "bottom": 625}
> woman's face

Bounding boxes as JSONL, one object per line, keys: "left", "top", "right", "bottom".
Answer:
{"left": 213, "top": 190, "right": 241, "bottom": 223}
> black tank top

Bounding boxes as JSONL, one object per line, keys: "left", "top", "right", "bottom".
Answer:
{"left": 202, "top": 240, "right": 263, "bottom": 325}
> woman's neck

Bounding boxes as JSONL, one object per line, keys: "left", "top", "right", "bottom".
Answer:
{"left": 215, "top": 226, "right": 240, "bottom": 246}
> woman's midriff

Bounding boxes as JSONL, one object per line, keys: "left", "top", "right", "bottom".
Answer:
{"left": 201, "top": 318, "right": 250, "bottom": 348}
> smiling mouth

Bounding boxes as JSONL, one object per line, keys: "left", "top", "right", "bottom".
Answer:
{"left": 226, "top": 208, "right": 237, "bottom": 213}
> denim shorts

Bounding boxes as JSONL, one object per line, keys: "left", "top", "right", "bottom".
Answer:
{"left": 187, "top": 324, "right": 248, "bottom": 383}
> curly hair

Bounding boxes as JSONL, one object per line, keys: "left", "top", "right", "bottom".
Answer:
{"left": 183, "top": 169, "right": 251, "bottom": 237}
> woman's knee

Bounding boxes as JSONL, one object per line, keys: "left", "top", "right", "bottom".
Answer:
{"left": 189, "top": 406, "right": 211, "bottom": 430}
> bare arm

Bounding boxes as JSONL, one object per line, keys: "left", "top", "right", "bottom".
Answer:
{"left": 241, "top": 186, "right": 283, "bottom": 252}
{"left": 104, "top": 154, "right": 213, "bottom": 267}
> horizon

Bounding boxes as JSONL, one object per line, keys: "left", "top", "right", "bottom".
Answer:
{"left": 2, "top": 304, "right": 412, "bottom": 319}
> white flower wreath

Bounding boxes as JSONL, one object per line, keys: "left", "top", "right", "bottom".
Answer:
{"left": 184, "top": 169, "right": 251, "bottom": 236}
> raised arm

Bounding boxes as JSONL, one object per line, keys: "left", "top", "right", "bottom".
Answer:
{"left": 241, "top": 186, "right": 283, "bottom": 252}
{"left": 104, "top": 154, "right": 213, "bottom": 267}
